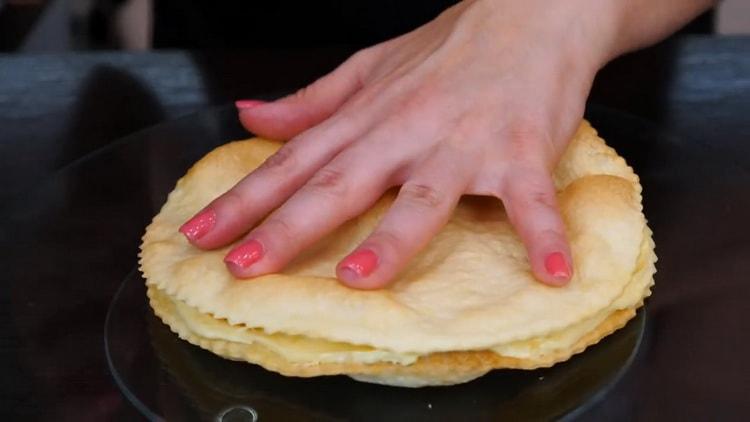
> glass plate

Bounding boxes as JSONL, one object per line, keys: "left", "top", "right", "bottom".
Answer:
{"left": 106, "top": 269, "right": 644, "bottom": 422}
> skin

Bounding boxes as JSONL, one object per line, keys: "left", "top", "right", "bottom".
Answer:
{"left": 183, "top": 0, "right": 716, "bottom": 289}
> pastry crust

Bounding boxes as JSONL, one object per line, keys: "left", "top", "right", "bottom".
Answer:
{"left": 140, "top": 120, "right": 655, "bottom": 386}
{"left": 147, "top": 284, "right": 637, "bottom": 387}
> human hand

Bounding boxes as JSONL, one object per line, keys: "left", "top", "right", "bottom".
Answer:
{"left": 179, "top": 0, "right": 625, "bottom": 289}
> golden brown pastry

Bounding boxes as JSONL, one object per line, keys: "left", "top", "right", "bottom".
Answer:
{"left": 140, "top": 120, "right": 655, "bottom": 387}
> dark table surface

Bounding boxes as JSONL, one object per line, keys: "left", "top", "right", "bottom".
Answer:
{"left": 1, "top": 35, "right": 749, "bottom": 420}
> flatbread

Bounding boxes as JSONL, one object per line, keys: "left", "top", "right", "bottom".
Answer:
{"left": 140, "top": 121, "right": 655, "bottom": 386}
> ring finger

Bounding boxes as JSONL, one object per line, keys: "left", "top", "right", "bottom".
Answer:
{"left": 336, "top": 143, "right": 473, "bottom": 289}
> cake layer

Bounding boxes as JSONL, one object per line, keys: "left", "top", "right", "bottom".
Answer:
{"left": 140, "top": 122, "right": 652, "bottom": 355}
{"left": 140, "top": 120, "right": 656, "bottom": 387}
{"left": 148, "top": 284, "right": 640, "bottom": 387}
{"left": 149, "top": 224, "right": 652, "bottom": 365}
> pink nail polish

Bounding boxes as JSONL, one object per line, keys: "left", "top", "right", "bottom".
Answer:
{"left": 545, "top": 252, "right": 571, "bottom": 279}
{"left": 235, "top": 99, "right": 266, "bottom": 110}
{"left": 179, "top": 209, "right": 216, "bottom": 242}
{"left": 225, "top": 239, "right": 264, "bottom": 269}
{"left": 338, "top": 249, "right": 379, "bottom": 281}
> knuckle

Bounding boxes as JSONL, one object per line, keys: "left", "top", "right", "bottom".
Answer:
{"left": 368, "top": 230, "right": 403, "bottom": 255}
{"left": 398, "top": 85, "right": 433, "bottom": 113}
{"left": 292, "top": 84, "right": 313, "bottom": 101}
{"left": 215, "top": 189, "right": 247, "bottom": 212}
{"left": 262, "top": 217, "right": 296, "bottom": 242}
{"left": 381, "top": 79, "right": 433, "bottom": 118}
{"left": 452, "top": 113, "right": 485, "bottom": 142}
{"left": 400, "top": 183, "right": 443, "bottom": 209}
{"left": 349, "top": 47, "right": 376, "bottom": 66}
{"left": 526, "top": 188, "right": 557, "bottom": 209}
{"left": 500, "top": 167, "right": 552, "bottom": 200}
{"left": 504, "top": 120, "right": 554, "bottom": 160}
{"left": 305, "top": 167, "right": 348, "bottom": 196}
{"left": 346, "top": 81, "right": 385, "bottom": 110}
{"left": 258, "top": 145, "right": 297, "bottom": 173}
{"left": 537, "top": 227, "right": 566, "bottom": 243}
{"left": 506, "top": 118, "right": 547, "bottom": 141}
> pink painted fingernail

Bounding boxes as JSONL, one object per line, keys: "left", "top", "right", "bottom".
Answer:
{"left": 545, "top": 252, "right": 571, "bottom": 280}
{"left": 179, "top": 208, "right": 216, "bottom": 242}
{"left": 225, "top": 239, "right": 265, "bottom": 269}
{"left": 235, "top": 99, "right": 266, "bottom": 109}
{"left": 338, "top": 249, "right": 379, "bottom": 282}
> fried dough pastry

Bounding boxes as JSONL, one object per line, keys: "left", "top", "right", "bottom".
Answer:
{"left": 140, "top": 121, "right": 655, "bottom": 387}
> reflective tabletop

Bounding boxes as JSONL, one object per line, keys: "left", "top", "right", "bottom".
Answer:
{"left": 3, "top": 101, "right": 749, "bottom": 420}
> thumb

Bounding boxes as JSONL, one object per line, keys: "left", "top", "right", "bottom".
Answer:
{"left": 236, "top": 48, "right": 379, "bottom": 140}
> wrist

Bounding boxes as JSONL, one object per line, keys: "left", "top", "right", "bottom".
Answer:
{"left": 563, "top": 0, "right": 626, "bottom": 71}
{"left": 580, "top": 0, "right": 717, "bottom": 67}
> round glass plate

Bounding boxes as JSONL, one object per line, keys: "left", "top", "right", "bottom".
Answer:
{"left": 106, "top": 269, "right": 644, "bottom": 422}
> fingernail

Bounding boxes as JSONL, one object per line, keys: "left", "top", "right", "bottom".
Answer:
{"left": 545, "top": 252, "right": 571, "bottom": 280}
{"left": 224, "top": 239, "right": 264, "bottom": 269}
{"left": 235, "top": 99, "right": 266, "bottom": 110}
{"left": 338, "top": 249, "right": 379, "bottom": 282}
{"left": 179, "top": 208, "right": 216, "bottom": 242}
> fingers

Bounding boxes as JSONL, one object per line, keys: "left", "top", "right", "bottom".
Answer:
{"left": 336, "top": 146, "right": 470, "bottom": 289}
{"left": 179, "top": 117, "right": 363, "bottom": 249}
{"left": 499, "top": 166, "right": 573, "bottom": 286}
{"left": 237, "top": 48, "right": 381, "bottom": 140}
{"left": 223, "top": 143, "right": 398, "bottom": 278}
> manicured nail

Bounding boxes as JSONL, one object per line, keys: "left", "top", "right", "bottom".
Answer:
{"left": 544, "top": 252, "right": 571, "bottom": 279}
{"left": 179, "top": 208, "right": 216, "bottom": 242}
{"left": 224, "top": 239, "right": 264, "bottom": 269}
{"left": 338, "top": 249, "right": 379, "bottom": 282}
{"left": 235, "top": 99, "right": 266, "bottom": 109}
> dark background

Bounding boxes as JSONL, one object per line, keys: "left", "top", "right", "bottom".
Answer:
{"left": 1, "top": 2, "right": 749, "bottom": 421}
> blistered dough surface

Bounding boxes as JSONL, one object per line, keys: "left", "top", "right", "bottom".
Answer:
{"left": 140, "top": 121, "right": 654, "bottom": 364}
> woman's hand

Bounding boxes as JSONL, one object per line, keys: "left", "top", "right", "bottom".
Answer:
{"left": 178, "top": 0, "right": 712, "bottom": 289}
